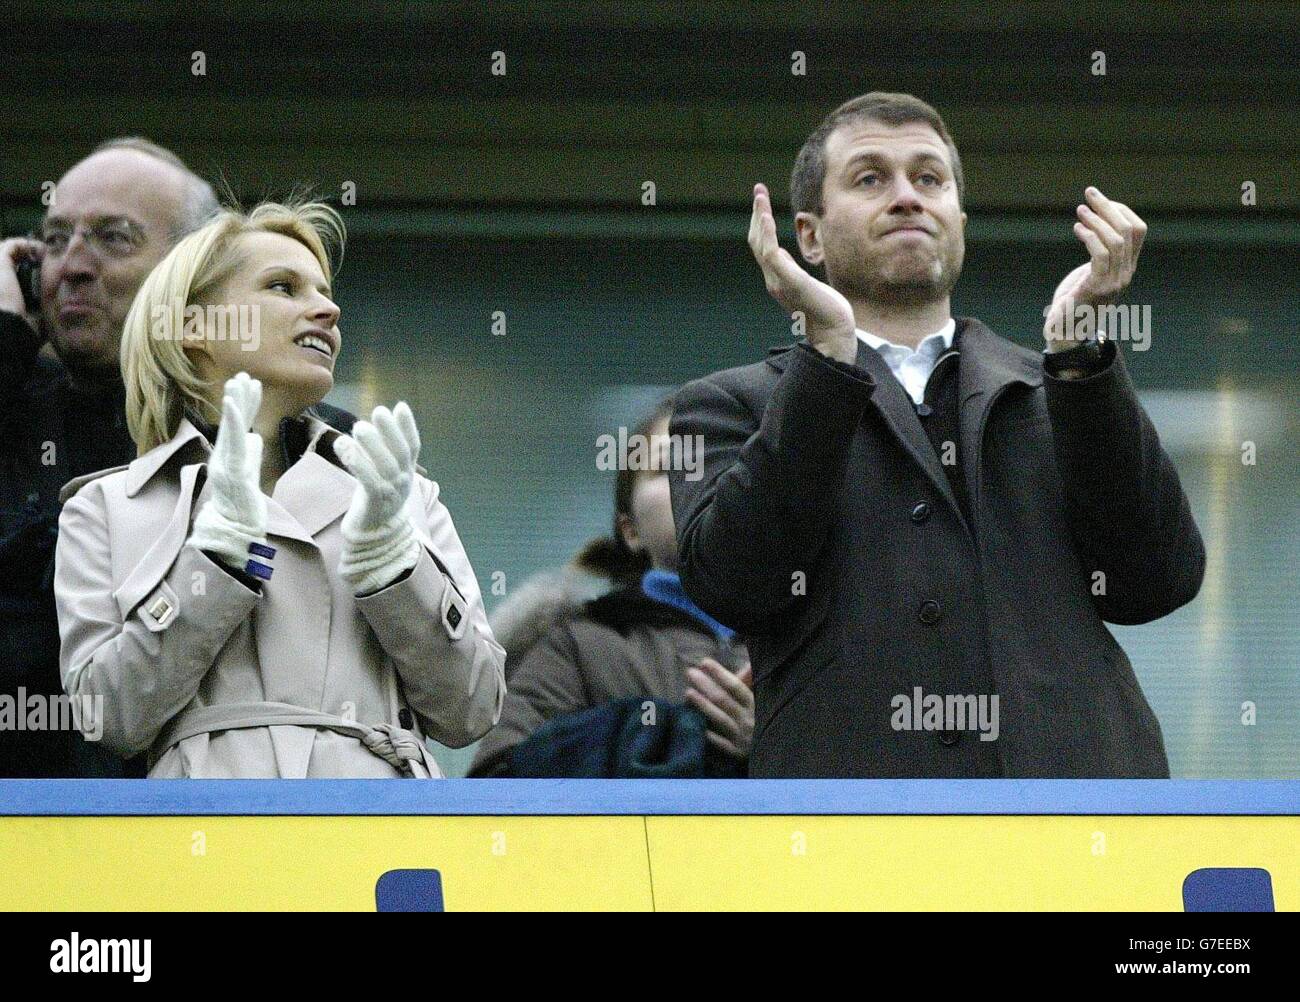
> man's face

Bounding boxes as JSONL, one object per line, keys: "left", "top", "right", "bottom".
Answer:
{"left": 796, "top": 119, "right": 966, "bottom": 307}
{"left": 40, "top": 149, "right": 188, "bottom": 372}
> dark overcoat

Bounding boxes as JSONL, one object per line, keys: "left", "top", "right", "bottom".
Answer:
{"left": 669, "top": 318, "right": 1205, "bottom": 778}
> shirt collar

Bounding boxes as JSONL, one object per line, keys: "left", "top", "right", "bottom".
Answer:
{"left": 855, "top": 318, "right": 956, "bottom": 360}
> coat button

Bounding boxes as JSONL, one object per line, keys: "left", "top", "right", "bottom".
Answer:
{"left": 398, "top": 708, "right": 414, "bottom": 729}
{"left": 910, "top": 502, "right": 931, "bottom": 524}
{"left": 918, "top": 600, "right": 942, "bottom": 624}
{"left": 938, "top": 730, "right": 961, "bottom": 746}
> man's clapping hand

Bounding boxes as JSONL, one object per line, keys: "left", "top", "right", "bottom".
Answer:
{"left": 748, "top": 183, "right": 858, "bottom": 365}
{"left": 1043, "top": 186, "right": 1148, "bottom": 351}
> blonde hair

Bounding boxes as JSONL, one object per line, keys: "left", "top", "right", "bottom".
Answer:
{"left": 121, "top": 200, "right": 345, "bottom": 454}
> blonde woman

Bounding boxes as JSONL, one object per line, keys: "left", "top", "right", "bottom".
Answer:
{"left": 53, "top": 201, "right": 505, "bottom": 778}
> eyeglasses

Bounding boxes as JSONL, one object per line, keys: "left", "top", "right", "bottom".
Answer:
{"left": 38, "top": 217, "right": 146, "bottom": 258}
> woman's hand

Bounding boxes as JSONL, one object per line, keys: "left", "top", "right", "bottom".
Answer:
{"left": 684, "top": 657, "right": 755, "bottom": 760}
{"left": 188, "top": 372, "right": 271, "bottom": 572}
{"left": 334, "top": 402, "right": 424, "bottom": 595}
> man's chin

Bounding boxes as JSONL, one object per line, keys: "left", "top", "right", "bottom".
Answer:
{"left": 872, "top": 261, "right": 961, "bottom": 304}
{"left": 48, "top": 325, "right": 120, "bottom": 372}
{"left": 872, "top": 276, "right": 945, "bottom": 305}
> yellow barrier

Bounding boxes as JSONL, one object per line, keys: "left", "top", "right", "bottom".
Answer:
{"left": 1, "top": 815, "right": 1293, "bottom": 910}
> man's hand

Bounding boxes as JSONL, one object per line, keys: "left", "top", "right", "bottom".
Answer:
{"left": 0, "top": 237, "right": 45, "bottom": 333}
{"left": 684, "top": 657, "right": 755, "bottom": 761}
{"left": 748, "top": 182, "right": 858, "bottom": 365}
{"left": 1043, "top": 186, "right": 1147, "bottom": 351}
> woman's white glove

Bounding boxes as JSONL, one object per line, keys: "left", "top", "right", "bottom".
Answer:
{"left": 334, "top": 402, "right": 424, "bottom": 596}
{"left": 188, "top": 372, "right": 271, "bottom": 572}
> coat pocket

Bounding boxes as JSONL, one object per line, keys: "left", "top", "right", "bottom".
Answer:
{"left": 752, "top": 637, "right": 841, "bottom": 747}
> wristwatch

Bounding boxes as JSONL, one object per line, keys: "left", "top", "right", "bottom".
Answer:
{"left": 1043, "top": 336, "right": 1112, "bottom": 378}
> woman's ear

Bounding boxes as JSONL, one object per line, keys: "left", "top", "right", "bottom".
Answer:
{"left": 180, "top": 307, "right": 211, "bottom": 365}
{"left": 615, "top": 511, "right": 644, "bottom": 554}
{"left": 181, "top": 340, "right": 211, "bottom": 366}
{"left": 180, "top": 343, "right": 214, "bottom": 392}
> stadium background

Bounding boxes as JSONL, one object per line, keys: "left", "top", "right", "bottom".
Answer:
{"left": 2, "top": 2, "right": 1296, "bottom": 778}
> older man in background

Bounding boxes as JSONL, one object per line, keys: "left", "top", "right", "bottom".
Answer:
{"left": 0, "top": 138, "right": 222, "bottom": 775}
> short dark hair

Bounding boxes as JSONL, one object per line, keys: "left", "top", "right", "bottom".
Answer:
{"left": 790, "top": 92, "right": 964, "bottom": 216}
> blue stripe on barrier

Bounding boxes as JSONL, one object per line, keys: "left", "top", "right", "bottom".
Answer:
{"left": 0, "top": 779, "right": 1296, "bottom": 816}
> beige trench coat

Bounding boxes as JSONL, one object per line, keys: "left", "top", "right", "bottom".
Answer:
{"left": 54, "top": 416, "right": 505, "bottom": 778}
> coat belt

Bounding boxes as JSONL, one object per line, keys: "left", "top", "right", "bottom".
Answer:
{"left": 155, "top": 701, "right": 435, "bottom": 777}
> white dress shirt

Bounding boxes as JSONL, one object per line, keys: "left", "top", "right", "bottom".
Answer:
{"left": 855, "top": 319, "right": 957, "bottom": 406}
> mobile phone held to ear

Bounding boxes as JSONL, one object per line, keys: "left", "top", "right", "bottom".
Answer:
{"left": 16, "top": 256, "right": 40, "bottom": 313}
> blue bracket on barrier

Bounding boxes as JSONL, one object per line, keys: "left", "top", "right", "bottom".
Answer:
{"left": 1183, "top": 868, "right": 1276, "bottom": 912}
{"left": 375, "top": 869, "right": 445, "bottom": 912}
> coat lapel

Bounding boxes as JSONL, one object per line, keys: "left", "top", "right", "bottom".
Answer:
{"left": 268, "top": 422, "right": 355, "bottom": 540}
{"left": 124, "top": 418, "right": 208, "bottom": 497}
{"left": 849, "top": 336, "right": 964, "bottom": 519}
{"left": 117, "top": 414, "right": 356, "bottom": 558}
{"left": 767, "top": 318, "right": 1043, "bottom": 532}
{"left": 767, "top": 337, "right": 962, "bottom": 519}
{"left": 112, "top": 461, "right": 206, "bottom": 620}
{"left": 954, "top": 318, "right": 1043, "bottom": 521}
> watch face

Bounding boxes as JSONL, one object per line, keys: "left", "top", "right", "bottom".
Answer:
{"left": 1048, "top": 338, "right": 1094, "bottom": 355}
{"left": 1045, "top": 337, "right": 1107, "bottom": 376}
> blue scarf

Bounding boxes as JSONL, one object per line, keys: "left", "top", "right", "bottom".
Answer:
{"left": 640, "top": 570, "right": 735, "bottom": 643}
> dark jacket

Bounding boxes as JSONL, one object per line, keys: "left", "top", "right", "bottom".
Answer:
{"left": 469, "top": 585, "right": 747, "bottom": 776}
{"left": 668, "top": 317, "right": 1206, "bottom": 778}
{"left": 506, "top": 697, "right": 736, "bottom": 778}
{"left": 0, "top": 309, "right": 356, "bottom": 777}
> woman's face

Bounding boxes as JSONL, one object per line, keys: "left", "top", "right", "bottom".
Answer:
{"left": 623, "top": 416, "right": 680, "bottom": 572}
{"left": 186, "top": 230, "right": 341, "bottom": 416}
{"left": 630, "top": 470, "right": 679, "bottom": 572}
